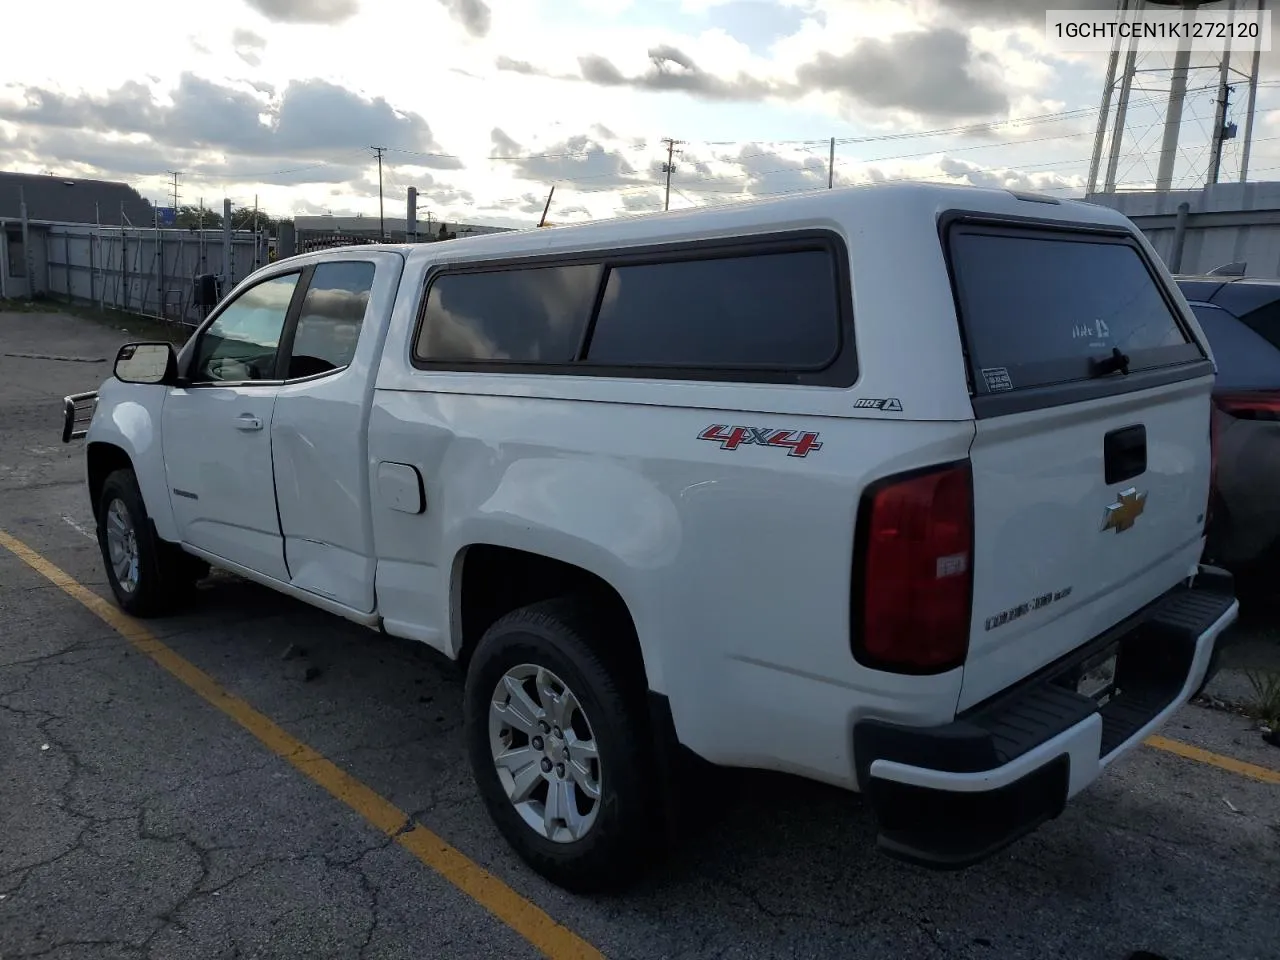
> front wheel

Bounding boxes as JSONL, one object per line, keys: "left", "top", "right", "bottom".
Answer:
{"left": 463, "top": 598, "right": 659, "bottom": 893}
{"left": 97, "top": 468, "right": 201, "bottom": 617}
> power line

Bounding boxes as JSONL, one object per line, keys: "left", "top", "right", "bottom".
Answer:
{"left": 90, "top": 78, "right": 1280, "bottom": 224}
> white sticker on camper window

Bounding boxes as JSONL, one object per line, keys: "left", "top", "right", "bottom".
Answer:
{"left": 981, "top": 367, "right": 1013, "bottom": 392}
{"left": 1072, "top": 317, "right": 1112, "bottom": 349}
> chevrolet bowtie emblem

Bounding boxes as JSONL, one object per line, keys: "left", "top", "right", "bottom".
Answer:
{"left": 1101, "top": 487, "right": 1147, "bottom": 534}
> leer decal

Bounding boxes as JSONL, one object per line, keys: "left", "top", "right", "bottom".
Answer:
{"left": 852, "top": 397, "right": 903, "bottom": 412}
{"left": 698, "top": 424, "right": 823, "bottom": 458}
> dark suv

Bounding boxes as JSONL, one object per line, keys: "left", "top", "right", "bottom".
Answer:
{"left": 1175, "top": 276, "right": 1280, "bottom": 584}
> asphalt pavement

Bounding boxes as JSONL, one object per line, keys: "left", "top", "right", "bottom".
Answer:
{"left": 1, "top": 307, "right": 1278, "bottom": 960}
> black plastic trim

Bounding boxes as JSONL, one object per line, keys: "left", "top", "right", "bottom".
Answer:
{"left": 971, "top": 359, "right": 1214, "bottom": 418}
{"left": 1192, "top": 566, "right": 1239, "bottom": 697}
{"left": 869, "top": 755, "right": 1070, "bottom": 870}
{"left": 853, "top": 582, "right": 1235, "bottom": 777}
{"left": 407, "top": 229, "right": 859, "bottom": 387}
{"left": 1104, "top": 423, "right": 1147, "bottom": 485}
{"left": 853, "top": 576, "right": 1235, "bottom": 869}
{"left": 61, "top": 391, "right": 98, "bottom": 443}
{"left": 849, "top": 459, "right": 974, "bottom": 677}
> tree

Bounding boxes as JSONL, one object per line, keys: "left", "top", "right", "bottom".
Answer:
{"left": 229, "top": 206, "right": 293, "bottom": 238}
{"left": 173, "top": 204, "right": 223, "bottom": 229}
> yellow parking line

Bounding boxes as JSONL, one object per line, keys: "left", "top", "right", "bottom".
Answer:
{"left": 0, "top": 528, "right": 605, "bottom": 960}
{"left": 1145, "top": 734, "right": 1280, "bottom": 785}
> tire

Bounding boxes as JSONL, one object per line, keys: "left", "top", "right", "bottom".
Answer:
{"left": 96, "top": 468, "right": 202, "bottom": 617}
{"left": 463, "top": 597, "right": 659, "bottom": 893}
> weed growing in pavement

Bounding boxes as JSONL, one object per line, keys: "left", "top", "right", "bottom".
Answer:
{"left": 1245, "top": 669, "right": 1280, "bottom": 730}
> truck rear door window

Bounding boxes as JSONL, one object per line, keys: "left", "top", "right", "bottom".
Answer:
{"left": 584, "top": 249, "right": 839, "bottom": 369}
{"left": 947, "top": 226, "right": 1203, "bottom": 394}
{"left": 415, "top": 264, "right": 601, "bottom": 363}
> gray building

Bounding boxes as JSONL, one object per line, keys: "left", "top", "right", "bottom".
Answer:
{"left": 1, "top": 171, "right": 156, "bottom": 299}
{"left": 1087, "top": 182, "right": 1280, "bottom": 279}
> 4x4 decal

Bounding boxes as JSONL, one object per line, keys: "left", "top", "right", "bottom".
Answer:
{"left": 698, "top": 425, "right": 823, "bottom": 458}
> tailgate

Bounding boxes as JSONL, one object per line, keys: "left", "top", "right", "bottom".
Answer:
{"left": 944, "top": 216, "right": 1215, "bottom": 711}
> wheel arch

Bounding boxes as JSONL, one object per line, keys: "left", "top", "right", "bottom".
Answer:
{"left": 84, "top": 382, "right": 177, "bottom": 541}
{"left": 450, "top": 536, "right": 659, "bottom": 698}
{"left": 87, "top": 442, "right": 134, "bottom": 520}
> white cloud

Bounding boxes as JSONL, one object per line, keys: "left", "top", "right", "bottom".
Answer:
{"left": 1, "top": 0, "right": 1277, "bottom": 224}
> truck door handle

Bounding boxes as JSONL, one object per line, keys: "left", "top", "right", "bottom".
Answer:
{"left": 235, "top": 413, "right": 263, "bottom": 432}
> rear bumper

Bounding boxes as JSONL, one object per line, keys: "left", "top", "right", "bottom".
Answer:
{"left": 852, "top": 568, "right": 1238, "bottom": 870}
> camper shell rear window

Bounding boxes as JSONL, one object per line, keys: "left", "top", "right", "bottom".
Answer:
{"left": 944, "top": 220, "right": 1206, "bottom": 401}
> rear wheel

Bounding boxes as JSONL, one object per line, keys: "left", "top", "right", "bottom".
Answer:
{"left": 97, "top": 468, "right": 203, "bottom": 617}
{"left": 463, "top": 597, "right": 659, "bottom": 893}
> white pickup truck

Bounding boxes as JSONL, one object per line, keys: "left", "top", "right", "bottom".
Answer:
{"left": 63, "top": 183, "right": 1239, "bottom": 892}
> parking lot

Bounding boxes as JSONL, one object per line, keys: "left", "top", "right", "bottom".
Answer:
{"left": 1, "top": 307, "right": 1278, "bottom": 960}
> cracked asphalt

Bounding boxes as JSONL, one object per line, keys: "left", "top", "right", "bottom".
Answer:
{"left": 2, "top": 308, "right": 1279, "bottom": 960}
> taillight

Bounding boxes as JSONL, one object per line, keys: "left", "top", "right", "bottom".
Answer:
{"left": 1206, "top": 389, "right": 1280, "bottom": 531}
{"left": 852, "top": 461, "right": 974, "bottom": 674}
{"left": 1215, "top": 390, "right": 1280, "bottom": 421}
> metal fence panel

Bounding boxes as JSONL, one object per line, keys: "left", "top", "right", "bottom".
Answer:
{"left": 43, "top": 224, "right": 265, "bottom": 326}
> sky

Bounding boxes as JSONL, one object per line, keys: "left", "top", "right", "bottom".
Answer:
{"left": 2, "top": 0, "right": 1280, "bottom": 228}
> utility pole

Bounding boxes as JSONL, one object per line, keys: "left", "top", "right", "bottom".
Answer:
{"left": 661, "top": 137, "right": 684, "bottom": 212}
{"left": 1207, "top": 0, "right": 1238, "bottom": 187}
{"left": 168, "top": 171, "right": 182, "bottom": 213}
{"left": 371, "top": 146, "right": 386, "bottom": 239}
{"left": 828, "top": 137, "right": 835, "bottom": 189}
{"left": 1207, "top": 85, "right": 1234, "bottom": 186}
{"left": 223, "top": 198, "right": 233, "bottom": 296}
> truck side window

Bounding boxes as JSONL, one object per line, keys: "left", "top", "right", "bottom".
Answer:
{"left": 192, "top": 273, "right": 301, "bottom": 383}
{"left": 286, "top": 261, "right": 376, "bottom": 379}
{"left": 415, "top": 264, "right": 601, "bottom": 362}
{"left": 584, "top": 249, "right": 840, "bottom": 369}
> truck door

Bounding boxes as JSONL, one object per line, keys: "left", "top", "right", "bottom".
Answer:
{"left": 162, "top": 271, "right": 303, "bottom": 581}
{"left": 270, "top": 253, "right": 402, "bottom": 613}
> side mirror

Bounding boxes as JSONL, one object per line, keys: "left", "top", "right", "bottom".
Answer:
{"left": 113, "top": 342, "right": 177, "bottom": 385}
